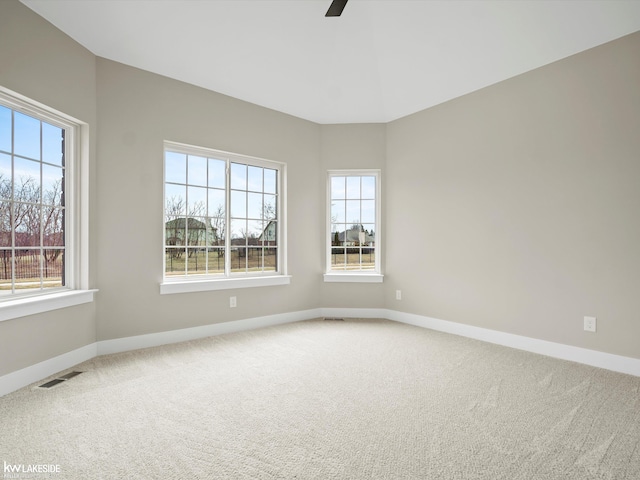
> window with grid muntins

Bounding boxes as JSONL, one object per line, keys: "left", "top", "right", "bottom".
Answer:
{"left": 0, "top": 102, "right": 66, "bottom": 296}
{"left": 164, "top": 143, "right": 281, "bottom": 279}
{"left": 328, "top": 171, "right": 379, "bottom": 273}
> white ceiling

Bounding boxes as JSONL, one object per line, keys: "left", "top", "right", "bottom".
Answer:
{"left": 21, "top": 0, "right": 640, "bottom": 124}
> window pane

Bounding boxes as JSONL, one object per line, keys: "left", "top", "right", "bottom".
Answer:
{"left": 361, "top": 176, "right": 376, "bottom": 199}
{"left": 208, "top": 216, "right": 225, "bottom": 246}
{"left": 330, "top": 227, "right": 342, "bottom": 246}
{"left": 14, "top": 157, "right": 40, "bottom": 198}
{"left": 331, "top": 177, "right": 345, "bottom": 199}
{"left": 230, "top": 222, "right": 247, "bottom": 271}
{"left": 165, "top": 184, "right": 186, "bottom": 215}
{"left": 165, "top": 247, "right": 186, "bottom": 276}
{"left": 346, "top": 176, "right": 360, "bottom": 199}
{"left": 42, "top": 164, "right": 63, "bottom": 206}
{"left": 14, "top": 249, "right": 41, "bottom": 285}
{"left": 264, "top": 168, "right": 276, "bottom": 194}
{"left": 43, "top": 207, "right": 64, "bottom": 247}
{"left": 230, "top": 163, "right": 246, "bottom": 190}
{"left": 165, "top": 151, "right": 186, "bottom": 184}
{"left": 186, "top": 248, "right": 207, "bottom": 275}
{"left": 247, "top": 192, "right": 262, "bottom": 219}
{"left": 230, "top": 247, "right": 247, "bottom": 273}
{"left": 165, "top": 215, "right": 186, "bottom": 246}
{"left": 14, "top": 112, "right": 40, "bottom": 161}
{"left": 230, "top": 219, "right": 246, "bottom": 245}
{"left": 345, "top": 248, "right": 362, "bottom": 270}
{"left": 346, "top": 200, "right": 360, "bottom": 225}
{"left": 186, "top": 217, "right": 207, "bottom": 247}
{"left": 208, "top": 188, "right": 225, "bottom": 218}
{"left": 361, "top": 200, "right": 375, "bottom": 224}
{"left": 206, "top": 247, "right": 225, "bottom": 274}
{"left": 43, "top": 248, "right": 64, "bottom": 286}
{"left": 0, "top": 249, "right": 11, "bottom": 290}
{"left": 0, "top": 153, "right": 11, "bottom": 200}
{"left": 0, "top": 201, "right": 10, "bottom": 247}
{"left": 247, "top": 165, "right": 262, "bottom": 192}
{"left": 15, "top": 204, "right": 40, "bottom": 247}
{"left": 331, "top": 200, "right": 345, "bottom": 223}
{"left": 230, "top": 190, "right": 246, "bottom": 218}
{"left": 208, "top": 158, "right": 225, "bottom": 189}
{"left": 263, "top": 194, "right": 276, "bottom": 221}
{"left": 0, "top": 105, "right": 10, "bottom": 153}
{"left": 264, "top": 248, "right": 277, "bottom": 271}
{"left": 187, "top": 186, "right": 206, "bottom": 216}
{"left": 42, "top": 123, "right": 63, "bottom": 166}
{"left": 187, "top": 155, "right": 207, "bottom": 186}
{"left": 247, "top": 219, "right": 263, "bottom": 244}
{"left": 247, "top": 247, "right": 262, "bottom": 272}
{"left": 361, "top": 224, "right": 375, "bottom": 246}
{"left": 262, "top": 220, "right": 277, "bottom": 246}
{"left": 331, "top": 247, "right": 345, "bottom": 270}
{"left": 361, "top": 248, "right": 376, "bottom": 270}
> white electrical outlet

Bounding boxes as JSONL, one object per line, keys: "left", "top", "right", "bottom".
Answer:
{"left": 230, "top": 296, "right": 237, "bottom": 308}
{"left": 396, "top": 290, "right": 402, "bottom": 300}
{"left": 584, "top": 316, "right": 596, "bottom": 332}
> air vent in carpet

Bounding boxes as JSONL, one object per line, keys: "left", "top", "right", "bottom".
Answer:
{"left": 38, "top": 379, "right": 66, "bottom": 389}
{"left": 37, "top": 371, "right": 83, "bottom": 389}
{"left": 324, "top": 317, "right": 345, "bottom": 321}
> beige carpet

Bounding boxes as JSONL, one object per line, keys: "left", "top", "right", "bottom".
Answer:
{"left": 1, "top": 318, "right": 639, "bottom": 479}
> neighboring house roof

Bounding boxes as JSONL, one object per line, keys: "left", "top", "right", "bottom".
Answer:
{"left": 258, "top": 221, "right": 276, "bottom": 242}
{"left": 337, "top": 226, "right": 375, "bottom": 245}
{"left": 165, "top": 217, "right": 209, "bottom": 230}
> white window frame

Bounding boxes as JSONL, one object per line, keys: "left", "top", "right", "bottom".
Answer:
{"left": 324, "top": 169, "right": 383, "bottom": 283}
{"left": 160, "top": 141, "right": 290, "bottom": 294}
{"left": 0, "top": 87, "right": 94, "bottom": 322}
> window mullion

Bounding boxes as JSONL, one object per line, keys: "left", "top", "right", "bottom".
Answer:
{"left": 184, "top": 156, "right": 189, "bottom": 276}
{"left": 39, "top": 119, "right": 44, "bottom": 290}
{"left": 225, "top": 162, "right": 231, "bottom": 276}
{"left": 10, "top": 109, "right": 15, "bottom": 293}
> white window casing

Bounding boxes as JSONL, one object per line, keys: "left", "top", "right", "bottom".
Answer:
{"left": 0, "top": 86, "right": 95, "bottom": 321}
{"left": 161, "top": 141, "right": 289, "bottom": 294}
{"left": 325, "top": 169, "right": 383, "bottom": 283}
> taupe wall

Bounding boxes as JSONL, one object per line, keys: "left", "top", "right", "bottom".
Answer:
{"left": 0, "top": 0, "right": 97, "bottom": 376}
{"left": 386, "top": 31, "right": 640, "bottom": 359}
{"left": 320, "top": 124, "right": 386, "bottom": 308}
{"left": 95, "top": 59, "right": 323, "bottom": 340}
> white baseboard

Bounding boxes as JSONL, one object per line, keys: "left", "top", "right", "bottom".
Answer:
{"left": 97, "top": 309, "right": 322, "bottom": 355}
{"left": 320, "top": 307, "right": 386, "bottom": 319}
{"left": 2, "top": 307, "right": 639, "bottom": 397}
{"left": 385, "top": 309, "right": 640, "bottom": 378}
{"left": 0, "top": 310, "right": 321, "bottom": 396}
{"left": 316, "top": 307, "right": 640, "bottom": 377}
{"left": 0, "top": 343, "right": 98, "bottom": 397}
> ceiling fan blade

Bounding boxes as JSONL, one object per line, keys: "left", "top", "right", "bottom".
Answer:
{"left": 326, "top": 0, "right": 348, "bottom": 17}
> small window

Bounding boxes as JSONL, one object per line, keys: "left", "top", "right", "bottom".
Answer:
{"left": 163, "top": 142, "right": 286, "bottom": 288}
{"left": 326, "top": 170, "right": 382, "bottom": 281}
{"left": 0, "top": 90, "right": 81, "bottom": 298}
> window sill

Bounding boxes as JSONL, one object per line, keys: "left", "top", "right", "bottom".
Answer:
{"left": 0, "top": 289, "right": 98, "bottom": 322}
{"left": 160, "top": 275, "right": 292, "bottom": 295}
{"left": 323, "top": 273, "right": 384, "bottom": 283}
